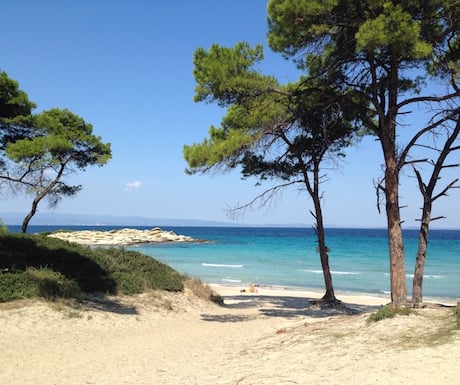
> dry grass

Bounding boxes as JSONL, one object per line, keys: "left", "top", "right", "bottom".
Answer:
{"left": 184, "top": 278, "right": 224, "bottom": 305}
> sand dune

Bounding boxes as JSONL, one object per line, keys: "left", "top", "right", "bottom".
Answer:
{"left": 1, "top": 286, "right": 458, "bottom": 385}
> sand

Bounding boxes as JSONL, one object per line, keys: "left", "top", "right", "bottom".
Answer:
{"left": 1, "top": 286, "right": 459, "bottom": 385}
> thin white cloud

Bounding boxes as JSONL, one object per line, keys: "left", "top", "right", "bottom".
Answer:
{"left": 124, "top": 181, "right": 142, "bottom": 191}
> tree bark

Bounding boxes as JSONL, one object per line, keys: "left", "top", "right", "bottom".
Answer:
{"left": 310, "top": 159, "right": 336, "bottom": 301}
{"left": 379, "top": 107, "right": 407, "bottom": 306}
{"left": 21, "top": 164, "right": 66, "bottom": 233}
{"left": 384, "top": 167, "right": 407, "bottom": 306}
{"left": 411, "top": 211, "right": 430, "bottom": 306}
{"left": 313, "top": 195, "right": 335, "bottom": 301}
{"left": 375, "top": 54, "right": 408, "bottom": 307}
{"left": 22, "top": 193, "right": 42, "bottom": 233}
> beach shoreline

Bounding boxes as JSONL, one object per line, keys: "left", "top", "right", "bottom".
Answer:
{"left": 1, "top": 286, "right": 459, "bottom": 385}
{"left": 210, "top": 282, "right": 459, "bottom": 307}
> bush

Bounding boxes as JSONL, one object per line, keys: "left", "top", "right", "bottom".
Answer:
{"left": 0, "top": 234, "right": 117, "bottom": 293}
{"left": 90, "top": 247, "right": 184, "bottom": 293}
{"left": 28, "top": 268, "right": 82, "bottom": 300}
{"left": 0, "top": 272, "right": 37, "bottom": 302}
{"left": 0, "top": 233, "right": 184, "bottom": 302}
{"left": 368, "top": 305, "right": 414, "bottom": 322}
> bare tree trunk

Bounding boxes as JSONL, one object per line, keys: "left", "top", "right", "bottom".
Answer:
{"left": 312, "top": 197, "right": 335, "bottom": 301}
{"left": 22, "top": 194, "right": 42, "bottom": 233}
{"left": 385, "top": 177, "right": 407, "bottom": 306}
{"left": 21, "top": 165, "right": 66, "bottom": 233}
{"left": 309, "top": 157, "right": 336, "bottom": 302}
{"left": 411, "top": 210, "right": 430, "bottom": 307}
{"left": 381, "top": 138, "right": 407, "bottom": 306}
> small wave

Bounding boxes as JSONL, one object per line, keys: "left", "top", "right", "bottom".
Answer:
{"left": 406, "top": 274, "right": 444, "bottom": 279}
{"left": 202, "top": 263, "right": 243, "bottom": 268}
{"left": 222, "top": 278, "right": 242, "bottom": 283}
{"left": 300, "top": 269, "right": 359, "bottom": 275}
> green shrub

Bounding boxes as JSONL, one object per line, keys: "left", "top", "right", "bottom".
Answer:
{"left": 368, "top": 305, "right": 413, "bottom": 322}
{"left": 0, "top": 233, "right": 184, "bottom": 302}
{"left": 0, "top": 272, "right": 37, "bottom": 302}
{"left": 91, "top": 247, "right": 184, "bottom": 294}
{"left": 28, "top": 268, "right": 82, "bottom": 300}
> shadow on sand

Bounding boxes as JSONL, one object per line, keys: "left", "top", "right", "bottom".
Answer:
{"left": 76, "top": 294, "right": 139, "bottom": 315}
{"left": 200, "top": 294, "right": 383, "bottom": 323}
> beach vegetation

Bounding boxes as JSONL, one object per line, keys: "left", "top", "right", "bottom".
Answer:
{"left": 454, "top": 303, "right": 460, "bottom": 328}
{"left": 368, "top": 305, "right": 414, "bottom": 322}
{"left": 0, "top": 233, "right": 184, "bottom": 303}
{"left": 64, "top": 309, "right": 84, "bottom": 319}
{"left": 391, "top": 307, "right": 460, "bottom": 347}
{"left": 184, "top": 277, "right": 224, "bottom": 305}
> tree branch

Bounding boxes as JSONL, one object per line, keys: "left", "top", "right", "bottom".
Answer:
{"left": 396, "top": 91, "right": 460, "bottom": 111}
{"left": 226, "top": 180, "right": 303, "bottom": 219}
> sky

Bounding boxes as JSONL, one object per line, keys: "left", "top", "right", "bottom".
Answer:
{"left": 1, "top": 0, "right": 459, "bottom": 228}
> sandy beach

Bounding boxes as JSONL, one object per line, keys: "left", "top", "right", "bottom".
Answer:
{"left": 1, "top": 286, "right": 459, "bottom": 385}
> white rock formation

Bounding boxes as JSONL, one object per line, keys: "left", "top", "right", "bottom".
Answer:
{"left": 47, "top": 227, "right": 196, "bottom": 246}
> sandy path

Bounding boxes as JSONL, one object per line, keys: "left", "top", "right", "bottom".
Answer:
{"left": 1, "top": 287, "right": 459, "bottom": 385}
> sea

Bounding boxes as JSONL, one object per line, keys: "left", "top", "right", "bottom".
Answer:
{"left": 10, "top": 225, "right": 460, "bottom": 302}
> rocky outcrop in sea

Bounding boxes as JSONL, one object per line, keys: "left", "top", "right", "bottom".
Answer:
{"left": 47, "top": 227, "right": 196, "bottom": 246}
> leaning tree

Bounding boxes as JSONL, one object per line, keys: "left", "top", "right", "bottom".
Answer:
{"left": 2, "top": 108, "right": 111, "bottom": 232}
{"left": 267, "top": 0, "right": 460, "bottom": 306}
{"left": 184, "top": 43, "right": 364, "bottom": 302}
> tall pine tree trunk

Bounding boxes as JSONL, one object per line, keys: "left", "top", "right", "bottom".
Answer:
{"left": 381, "top": 127, "right": 407, "bottom": 307}
{"left": 311, "top": 159, "right": 335, "bottom": 301}
{"left": 384, "top": 168, "right": 407, "bottom": 306}
{"left": 312, "top": 194, "right": 335, "bottom": 300}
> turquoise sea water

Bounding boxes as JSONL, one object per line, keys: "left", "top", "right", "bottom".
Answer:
{"left": 20, "top": 226, "right": 460, "bottom": 301}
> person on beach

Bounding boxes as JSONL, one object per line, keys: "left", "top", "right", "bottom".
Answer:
{"left": 240, "top": 284, "right": 258, "bottom": 294}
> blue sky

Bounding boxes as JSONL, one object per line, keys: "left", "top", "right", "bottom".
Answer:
{"left": 1, "top": 0, "right": 459, "bottom": 228}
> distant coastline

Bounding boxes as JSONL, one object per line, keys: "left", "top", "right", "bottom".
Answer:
{"left": 2, "top": 211, "right": 458, "bottom": 230}
{"left": 1, "top": 211, "right": 309, "bottom": 228}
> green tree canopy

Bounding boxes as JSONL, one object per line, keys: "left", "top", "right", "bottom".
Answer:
{"left": 185, "top": 41, "right": 365, "bottom": 301}
{"left": 267, "top": 0, "right": 460, "bottom": 306}
{"left": 0, "top": 71, "right": 35, "bottom": 120}
{"left": 3, "top": 108, "right": 111, "bottom": 232}
{"left": 0, "top": 70, "right": 36, "bottom": 170}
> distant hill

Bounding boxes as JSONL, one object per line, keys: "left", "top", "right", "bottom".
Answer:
{"left": 0, "top": 211, "right": 309, "bottom": 227}
{"left": 0, "top": 212, "right": 235, "bottom": 227}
